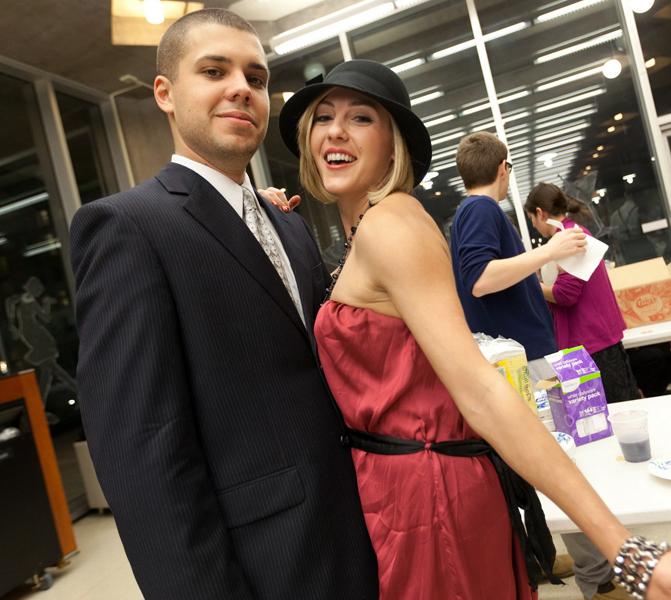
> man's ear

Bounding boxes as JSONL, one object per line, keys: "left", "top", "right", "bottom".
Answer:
{"left": 154, "top": 75, "right": 174, "bottom": 116}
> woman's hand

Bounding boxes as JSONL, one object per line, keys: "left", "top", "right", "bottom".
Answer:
{"left": 648, "top": 552, "right": 671, "bottom": 599}
{"left": 258, "top": 187, "right": 301, "bottom": 213}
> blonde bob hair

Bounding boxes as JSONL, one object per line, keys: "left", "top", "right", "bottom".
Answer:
{"left": 296, "top": 90, "right": 414, "bottom": 205}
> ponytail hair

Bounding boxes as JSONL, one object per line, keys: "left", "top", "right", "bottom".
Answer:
{"left": 524, "top": 182, "right": 590, "bottom": 220}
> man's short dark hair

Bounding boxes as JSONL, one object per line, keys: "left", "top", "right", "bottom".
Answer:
{"left": 157, "top": 8, "right": 259, "bottom": 81}
{"left": 455, "top": 131, "right": 508, "bottom": 189}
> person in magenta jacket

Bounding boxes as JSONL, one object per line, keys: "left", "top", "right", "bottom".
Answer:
{"left": 524, "top": 182, "right": 639, "bottom": 403}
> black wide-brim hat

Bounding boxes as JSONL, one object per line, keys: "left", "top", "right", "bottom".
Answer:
{"left": 279, "top": 59, "right": 432, "bottom": 188}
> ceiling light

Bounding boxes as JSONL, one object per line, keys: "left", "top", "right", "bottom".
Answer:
{"left": 536, "top": 87, "right": 606, "bottom": 113}
{"left": 535, "top": 29, "right": 622, "bottom": 64}
{"left": 535, "top": 66, "right": 603, "bottom": 92}
{"left": 111, "top": 0, "right": 203, "bottom": 45}
{"left": 282, "top": 92, "right": 294, "bottom": 102}
{"left": 503, "top": 110, "right": 531, "bottom": 123}
{"left": 483, "top": 21, "right": 530, "bottom": 42}
{"left": 597, "top": 145, "right": 604, "bottom": 151}
{"left": 144, "top": 0, "right": 164, "bottom": 24}
{"left": 536, "top": 0, "right": 606, "bottom": 23}
{"left": 462, "top": 101, "right": 490, "bottom": 116}
{"left": 622, "top": 173, "right": 636, "bottom": 183}
{"left": 593, "top": 152, "right": 599, "bottom": 158}
{"left": 390, "top": 57, "right": 426, "bottom": 74}
{"left": 431, "top": 129, "right": 466, "bottom": 146}
{"left": 499, "top": 90, "right": 531, "bottom": 103}
{"left": 597, "top": 188, "right": 606, "bottom": 196}
{"left": 423, "top": 171, "right": 439, "bottom": 181}
{"left": 432, "top": 147, "right": 458, "bottom": 161}
{"left": 592, "top": 196, "right": 600, "bottom": 204}
{"left": 429, "top": 39, "right": 475, "bottom": 61}
{"left": 629, "top": 0, "right": 655, "bottom": 13}
{"left": 424, "top": 112, "right": 457, "bottom": 128}
{"left": 0, "top": 192, "right": 48, "bottom": 216}
{"left": 535, "top": 106, "right": 598, "bottom": 130}
{"left": 602, "top": 58, "right": 623, "bottom": 78}
{"left": 410, "top": 90, "right": 444, "bottom": 106}
{"left": 534, "top": 121, "right": 590, "bottom": 142}
{"left": 508, "top": 139, "right": 531, "bottom": 150}
{"left": 608, "top": 125, "right": 616, "bottom": 132}
{"left": 23, "top": 240, "right": 62, "bottom": 258}
{"left": 507, "top": 127, "right": 531, "bottom": 140}
{"left": 433, "top": 161, "right": 457, "bottom": 171}
{"left": 271, "top": 0, "right": 394, "bottom": 55}
{"left": 434, "top": 191, "right": 442, "bottom": 196}
{"left": 645, "top": 57, "right": 656, "bottom": 68}
{"left": 429, "top": 21, "right": 529, "bottom": 61}
{"left": 585, "top": 165, "right": 592, "bottom": 170}
{"left": 394, "top": 0, "right": 433, "bottom": 8}
{"left": 535, "top": 135, "right": 585, "bottom": 154}
{"left": 614, "top": 112, "right": 623, "bottom": 121}
{"left": 421, "top": 180, "right": 434, "bottom": 190}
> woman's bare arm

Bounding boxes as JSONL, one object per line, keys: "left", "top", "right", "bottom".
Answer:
{"left": 355, "top": 193, "right": 629, "bottom": 561}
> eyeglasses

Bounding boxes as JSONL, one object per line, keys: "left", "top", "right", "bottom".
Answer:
{"left": 505, "top": 161, "right": 513, "bottom": 172}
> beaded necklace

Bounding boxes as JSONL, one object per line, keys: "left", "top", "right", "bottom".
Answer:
{"left": 323, "top": 200, "right": 373, "bottom": 303}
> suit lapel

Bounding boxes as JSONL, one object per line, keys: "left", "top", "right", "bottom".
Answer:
{"left": 157, "top": 164, "right": 308, "bottom": 339}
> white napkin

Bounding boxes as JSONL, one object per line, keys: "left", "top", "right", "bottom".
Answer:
{"left": 547, "top": 218, "right": 608, "bottom": 282}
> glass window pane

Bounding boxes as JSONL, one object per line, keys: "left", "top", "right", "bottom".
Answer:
{"left": 479, "top": 0, "right": 671, "bottom": 264}
{"left": 351, "top": 0, "right": 504, "bottom": 240}
{"left": 0, "top": 73, "right": 82, "bottom": 512}
{"left": 55, "top": 92, "right": 118, "bottom": 203}
{"left": 266, "top": 42, "right": 344, "bottom": 265}
{"left": 635, "top": 4, "right": 671, "bottom": 116}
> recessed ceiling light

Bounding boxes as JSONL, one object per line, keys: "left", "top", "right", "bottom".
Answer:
{"left": 645, "top": 57, "right": 656, "bottom": 69}
{"left": 593, "top": 153, "right": 599, "bottom": 158}
{"left": 608, "top": 125, "right": 616, "bottom": 132}
{"left": 630, "top": 0, "right": 655, "bottom": 14}
{"left": 614, "top": 112, "right": 624, "bottom": 121}
{"left": 597, "top": 145, "right": 604, "bottom": 151}
{"left": 602, "top": 58, "right": 622, "bottom": 79}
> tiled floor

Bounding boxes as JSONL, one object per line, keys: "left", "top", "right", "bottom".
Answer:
{"left": 3, "top": 514, "right": 142, "bottom": 600}
{"left": 3, "top": 514, "right": 671, "bottom": 600}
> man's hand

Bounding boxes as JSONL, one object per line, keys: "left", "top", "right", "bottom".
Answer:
{"left": 259, "top": 187, "right": 301, "bottom": 213}
{"left": 544, "top": 226, "right": 587, "bottom": 261}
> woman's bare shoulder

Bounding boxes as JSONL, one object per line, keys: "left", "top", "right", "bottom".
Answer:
{"left": 356, "top": 192, "right": 445, "bottom": 262}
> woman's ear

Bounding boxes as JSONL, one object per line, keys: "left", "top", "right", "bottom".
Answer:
{"left": 536, "top": 207, "right": 545, "bottom": 221}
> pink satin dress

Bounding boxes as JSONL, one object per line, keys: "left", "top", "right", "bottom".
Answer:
{"left": 315, "top": 301, "right": 536, "bottom": 600}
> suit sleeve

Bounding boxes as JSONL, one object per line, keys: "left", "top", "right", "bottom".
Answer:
{"left": 70, "top": 201, "right": 254, "bottom": 600}
{"left": 454, "top": 201, "right": 503, "bottom": 295}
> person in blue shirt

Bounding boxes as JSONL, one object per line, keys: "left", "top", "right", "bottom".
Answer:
{"left": 450, "top": 131, "right": 585, "bottom": 374}
{"left": 450, "top": 131, "right": 633, "bottom": 600}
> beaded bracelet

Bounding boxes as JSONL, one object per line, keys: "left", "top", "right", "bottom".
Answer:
{"left": 613, "top": 535, "right": 670, "bottom": 599}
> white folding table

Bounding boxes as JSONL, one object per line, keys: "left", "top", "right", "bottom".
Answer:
{"left": 621, "top": 321, "right": 671, "bottom": 349}
{"left": 539, "top": 395, "right": 671, "bottom": 533}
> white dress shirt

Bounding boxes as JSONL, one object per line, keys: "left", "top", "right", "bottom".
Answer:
{"left": 171, "top": 154, "right": 305, "bottom": 326}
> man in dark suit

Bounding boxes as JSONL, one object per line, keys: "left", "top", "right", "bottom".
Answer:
{"left": 70, "top": 8, "right": 378, "bottom": 600}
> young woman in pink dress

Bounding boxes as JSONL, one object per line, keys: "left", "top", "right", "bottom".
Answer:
{"left": 277, "top": 60, "right": 671, "bottom": 600}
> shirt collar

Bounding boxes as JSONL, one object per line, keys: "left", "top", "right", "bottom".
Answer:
{"left": 171, "top": 154, "right": 254, "bottom": 217}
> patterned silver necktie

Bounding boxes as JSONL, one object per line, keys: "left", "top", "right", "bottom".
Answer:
{"left": 242, "top": 188, "right": 303, "bottom": 316}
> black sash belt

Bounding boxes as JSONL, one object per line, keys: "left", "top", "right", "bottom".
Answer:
{"left": 344, "top": 428, "right": 562, "bottom": 590}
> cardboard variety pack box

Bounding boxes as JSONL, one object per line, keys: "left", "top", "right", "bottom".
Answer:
{"left": 607, "top": 257, "right": 671, "bottom": 328}
{"left": 537, "top": 346, "right": 612, "bottom": 446}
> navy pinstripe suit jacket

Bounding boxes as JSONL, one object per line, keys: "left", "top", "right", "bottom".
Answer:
{"left": 70, "top": 163, "right": 378, "bottom": 599}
